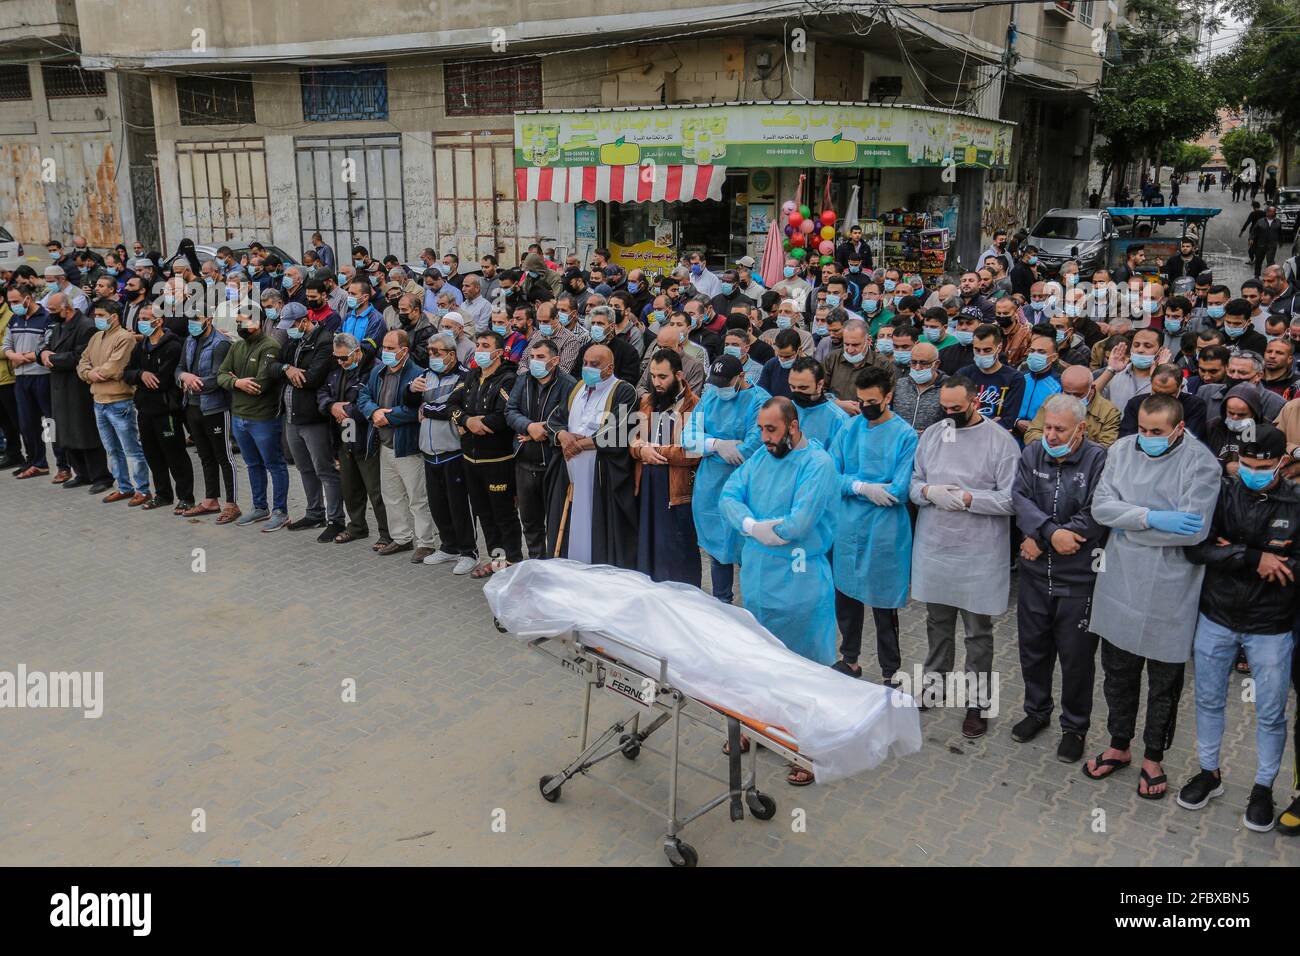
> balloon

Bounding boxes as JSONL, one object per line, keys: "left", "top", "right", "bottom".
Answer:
{"left": 784, "top": 224, "right": 795, "bottom": 237}
{"left": 800, "top": 219, "right": 815, "bottom": 234}
{"left": 819, "top": 225, "right": 835, "bottom": 241}
{"left": 818, "top": 240, "right": 834, "bottom": 255}
{"left": 799, "top": 204, "right": 811, "bottom": 218}
{"left": 782, "top": 200, "right": 796, "bottom": 215}
{"left": 820, "top": 255, "right": 833, "bottom": 265}
{"left": 788, "top": 211, "right": 804, "bottom": 229}
{"left": 783, "top": 238, "right": 791, "bottom": 251}
{"left": 820, "top": 210, "right": 836, "bottom": 226}
{"left": 791, "top": 248, "right": 806, "bottom": 260}
{"left": 790, "top": 232, "right": 805, "bottom": 247}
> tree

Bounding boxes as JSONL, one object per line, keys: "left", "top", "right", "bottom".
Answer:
{"left": 1093, "top": 0, "right": 1227, "bottom": 198}
{"left": 1163, "top": 142, "right": 1213, "bottom": 175}
{"left": 1219, "top": 127, "right": 1276, "bottom": 181}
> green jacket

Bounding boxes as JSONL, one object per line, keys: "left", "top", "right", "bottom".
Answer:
{"left": 217, "top": 333, "right": 282, "bottom": 420}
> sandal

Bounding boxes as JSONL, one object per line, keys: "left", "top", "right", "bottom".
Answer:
{"left": 1138, "top": 767, "right": 1168, "bottom": 800}
{"left": 335, "top": 530, "right": 367, "bottom": 544}
{"left": 372, "top": 538, "right": 392, "bottom": 552}
{"left": 173, "top": 501, "right": 193, "bottom": 516}
{"left": 140, "top": 497, "right": 171, "bottom": 511}
{"left": 183, "top": 503, "right": 221, "bottom": 517}
{"left": 1081, "top": 753, "right": 1132, "bottom": 780}
{"left": 722, "top": 734, "right": 751, "bottom": 756}
{"left": 215, "top": 505, "right": 242, "bottom": 525}
{"left": 470, "top": 562, "right": 496, "bottom": 579}
{"left": 786, "top": 766, "right": 815, "bottom": 787}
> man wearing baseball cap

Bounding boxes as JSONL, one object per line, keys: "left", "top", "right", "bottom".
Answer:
{"left": 1181, "top": 422, "right": 1300, "bottom": 833}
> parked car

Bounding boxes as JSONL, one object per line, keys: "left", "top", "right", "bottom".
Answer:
{"left": 0, "top": 226, "right": 25, "bottom": 272}
{"left": 1277, "top": 187, "right": 1300, "bottom": 243}
{"left": 190, "top": 243, "right": 299, "bottom": 267}
{"left": 1025, "top": 208, "right": 1117, "bottom": 276}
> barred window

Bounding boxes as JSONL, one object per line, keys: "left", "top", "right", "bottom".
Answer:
{"left": 42, "top": 63, "right": 107, "bottom": 98}
{"left": 177, "top": 74, "right": 256, "bottom": 126}
{"left": 300, "top": 65, "right": 388, "bottom": 122}
{"left": 444, "top": 58, "right": 542, "bottom": 116}
{"left": 0, "top": 64, "right": 32, "bottom": 101}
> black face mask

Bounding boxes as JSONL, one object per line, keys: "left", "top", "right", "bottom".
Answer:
{"left": 860, "top": 401, "right": 885, "bottom": 421}
{"left": 946, "top": 407, "right": 976, "bottom": 428}
{"left": 996, "top": 314, "right": 1013, "bottom": 327}
{"left": 790, "top": 391, "right": 824, "bottom": 409}
{"left": 768, "top": 433, "right": 794, "bottom": 459}
{"left": 237, "top": 327, "right": 256, "bottom": 341}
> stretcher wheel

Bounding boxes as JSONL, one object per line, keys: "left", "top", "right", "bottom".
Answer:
{"left": 746, "top": 791, "right": 777, "bottom": 820}
{"left": 664, "top": 839, "right": 698, "bottom": 868}
{"left": 618, "top": 734, "right": 641, "bottom": 760}
{"left": 539, "top": 775, "right": 562, "bottom": 803}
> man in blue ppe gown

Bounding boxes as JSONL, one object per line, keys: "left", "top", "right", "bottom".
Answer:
{"left": 720, "top": 395, "right": 840, "bottom": 787}
{"left": 828, "top": 364, "right": 917, "bottom": 684}
{"left": 788, "top": 356, "right": 849, "bottom": 452}
{"left": 683, "top": 355, "right": 768, "bottom": 601}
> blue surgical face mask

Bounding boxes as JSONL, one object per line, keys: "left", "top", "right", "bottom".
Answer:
{"left": 282, "top": 276, "right": 294, "bottom": 290}
{"left": 783, "top": 266, "right": 795, "bottom": 279}
{"left": 492, "top": 323, "right": 509, "bottom": 337}
{"left": 380, "top": 350, "right": 399, "bottom": 367}
{"left": 1064, "top": 304, "right": 1081, "bottom": 318}
{"left": 1239, "top": 464, "right": 1278, "bottom": 491}
{"left": 894, "top": 349, "right": 911, "bottom": 365}
{"left": 778, "top": 357, "right": 795, "bottom": 370}
{"left": 1041, "top": 434, "right": 1073, "bottom": 458}
{"left": 713, "top": 385, "right": 737, "bottom": 401}
{"left": 1028, "top": 256, "right": 1039, "bottom": 266}
{"left": 863, "top": 298, "right": 881, "bottom": 314}
{"left": 1206, "top": 305, "right": 1226, "bottom": 319}
{"left": 94, "top": 317, "right": 109, "bottom": 331}
{"left": 1027, "top": 352, "right": 1050, "bottom": 373}
{"left": 627, "top": 282, "right": 640, "bottom": 294}
{"left": 844, "top": 350, "right": 865, "bottom": 365}
{"left": 812, "top": 322, "right": 828, "bottom": 337}
{"left": 720, "top": 283, "right": 734, "bottom": 296}
{"left": 1030, "top": 300, "right": 1046, "bottom": 312}
{"left": 954, "top": 330, "right": 974, "bottom": 346}
{"left": 1224, "top": 324, "right": 1246, "bottom": 338}
{"left": 589, "top": 324, "right": 606, "bottom": 342}
{"left": 346, "top": 295, "right": 359, "bottom": 310}
{"left": 49, "top": 250, "right": 59, "bottom": 259}
{"left": 537, "top": 323, "right": 554, "bottom": 336}
{"left": 776, "top": 316, "right": 792, "bottom": 330}
{"left": 883, "top": 279, "right": 896, "bottom": 292}
{"left": 474, "top": 350, "right": 493, "bottom": 368}
{"left": 909, "top": 367, "right": 933, "bottom": 385}
{"left": 581, "top": 366, "right": 603, "bottom": 387}
{"left": 11, "top": 302, "right": 28, "bottom": 317}
{"left": 692, "top": 264, "right": 704, "bottom": 276}
{"left": 974, "top": 353, "right": 996, "bottom": 370}
{"left": 557, "top": 311, "right": 571, "bottom": 325}
{"left": 924, "top": 327, "right": 942, "bottom": 342}
{"left": 825, "top": 294, "right": 841, "bottom": 308}
{"left": 105, "top": 267, "right": 118, "bottom": 277}
{"left": 337, "top": 272, "right": 347, "bottom": 285}
{"left": 1055, "top": 330, "right": 1066, "bottom": 344}
{"left": 137, "top": 320, "right": 155, "bottom": 337}
{"left": 848, "top": 265, "right": 861, "bottom": 274}
{"left": 1164, "top": 318, "right": 1183, "bottom": 333}
{"left": 876, "top": 338, "right": 894, "bottom": 354}
{"left": 288, "top": 326, "right": 307, "bottom": 341}
{"left": 724, "top": 345, "right": 743, "bottom": 360}
{"left": 1130, "top": 352, "right": 1155, "bottom": 369}
{"left": 353, "top": 258, "right": 365, "bottom": 267}
{"left": 1136, "top": 433, "right": 1170, "bottom": 456}
{"left": 529, "top": 358, "right": 551, "bottom": 379}
{"left": 264, "top": 307, "right": 278, "bottom": 322}
{"left": 187, "top": 320, "right": 205, "bottom": 337}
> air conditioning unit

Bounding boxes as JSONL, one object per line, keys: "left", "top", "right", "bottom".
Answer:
{"left": 1044, "top": 0, "right": 1076, "bottom": 19}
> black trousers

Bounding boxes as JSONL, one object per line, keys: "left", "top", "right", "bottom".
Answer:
{"left": 339, "top": 444, "right": 387, "bottom": 539}
{"left": 834, "top": 590, "right": 901, "bottom": 679}
{"left": 66, "top": 446, "right": 110, "bottom": 484}
{"left": 185, "top": 405, "right": 236, "bottom": 503}
{"left": 0, "top": 382, "right": 22, "bottom": 461}
{"left": 1100, "top": 638, "right": 1185, "bottom": 762}
{"left": 138, "top": 411, "right": 195, "bottom": 502}
{"left": 515, "top": 461, "right": 549, "bottom": 559}
{"left": 465, "top": 457, "right": 522, "bottom": 563}
{"left": 425, "top": 455, "right": 477, "bottom": 557}
{"left": 1292, "top": 638, "right": 1300, "bottom": 792}
{"left": 1016, "top": 577, "right": 1099, "bottom": 734}
{"left": 15, "top": 375, "right": 64, "bottom": 469}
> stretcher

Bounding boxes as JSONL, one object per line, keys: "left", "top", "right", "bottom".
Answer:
{"left": 484, "top": 560, "right": 923, "bottom": 867}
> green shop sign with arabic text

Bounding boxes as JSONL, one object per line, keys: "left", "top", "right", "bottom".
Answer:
{"left": 515, "top": 103, "right": 1013, "bottom": 170}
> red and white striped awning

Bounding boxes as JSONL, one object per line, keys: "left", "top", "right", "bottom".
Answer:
{"left": 515, "top": 164, "right": 726, "bottom": 203}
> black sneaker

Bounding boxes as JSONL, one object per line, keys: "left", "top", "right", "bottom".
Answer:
{"left": 1057, "top": 731, "right": 1085, "bottom": 763}
{"left": 287, "top": 516, "right": 327, "bottom": 531}
{"left": 317, "top": 522, "right": 345, "bottom": 543}
{"left": 1011, "top": 715, "right": 1050, "bottom": 743}
{"left": 830, "top": 660, "right": 862, "bottom": 678}
{"left": 1176, "top": 768, "right": 1224, "bottom": 810}
{"left": 1244, "top": 784, "right": 1275, "bottom": 833}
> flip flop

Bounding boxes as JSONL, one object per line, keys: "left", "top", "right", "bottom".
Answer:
{"left": 1138, "top": 768, "right": 1168, "bottom": 800}
{"left": 786, "top": 766, "right": 815, "bottom": 787}
{"left": 1081, "top": 754, "right": 1132, "bottom": 780}
{"left": 183, "top": 503, "right": 221, "bottom": 517}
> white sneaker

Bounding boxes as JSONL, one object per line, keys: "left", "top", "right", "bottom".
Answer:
{"left": 452, "top": 555, "right": 478, "bottom": 575}
{"left": 422, "top": 549, "right": 458, "bottom": 566}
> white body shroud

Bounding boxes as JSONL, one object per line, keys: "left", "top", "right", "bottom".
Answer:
{"left": 485, "top": 560, "right": 923, "bottom": 783}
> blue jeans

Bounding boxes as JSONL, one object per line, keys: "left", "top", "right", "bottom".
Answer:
{"left": 93, "top": 399, "right": 150, "bottom": 495}
{"left": 1193, "top": 613, "right": 1295, "bottom": 786}
{"left": 231, "top": 416, "right": 288, "bottom": 513}
{"left": 710, "top": 560, "right": 735, "bottom": 604}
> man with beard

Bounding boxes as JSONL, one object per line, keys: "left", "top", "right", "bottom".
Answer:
{"left": 546, "top": 343, "right": 639, "bottom": 567}
{"left": 38, "top": 292, "right": 111, "bottom": 490}
{"left": 631, "top": 348, "right": 702, "bottom": 585}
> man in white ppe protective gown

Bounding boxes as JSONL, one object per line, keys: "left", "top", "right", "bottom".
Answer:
{"left": 909, "top": 375, "right": 1020, "bottom": 740}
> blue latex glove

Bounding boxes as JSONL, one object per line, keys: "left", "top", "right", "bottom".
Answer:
{"left": 1147, "top": 510, "right": 1203, "bottom": 535}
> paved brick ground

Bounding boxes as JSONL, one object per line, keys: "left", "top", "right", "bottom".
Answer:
{"left": 1, "top": 449, "right": 1294, "bottom": 867}
{"left": 1, "top": 194, "right": 1294, "bottom": 866}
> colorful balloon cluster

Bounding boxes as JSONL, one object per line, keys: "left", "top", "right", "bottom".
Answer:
{"left": 781, "top": 201, "right": 838, "bottom": 263}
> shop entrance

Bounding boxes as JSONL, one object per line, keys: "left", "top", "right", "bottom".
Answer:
{"left": 604, "top": 170, "right": 748, "bottom": 274}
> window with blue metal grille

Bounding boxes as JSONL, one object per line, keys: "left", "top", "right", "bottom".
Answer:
{"left": 300, "top": 65, "right": 388, "bottom": 122}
